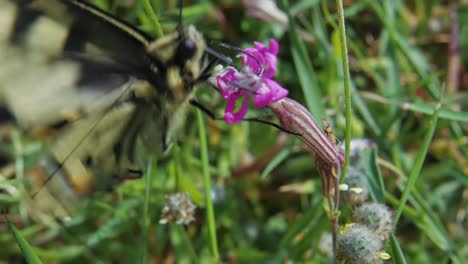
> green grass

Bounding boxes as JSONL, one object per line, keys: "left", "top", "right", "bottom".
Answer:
{"left": 1, "top": 0, "right": 467, "bottom": 263}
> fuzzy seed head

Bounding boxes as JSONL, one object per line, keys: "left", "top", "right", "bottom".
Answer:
{"left": 354, "top": 202, "right": 393, "bottom": 239}
{"left": 337, "top": 224, "right": 383, "bottom": 264}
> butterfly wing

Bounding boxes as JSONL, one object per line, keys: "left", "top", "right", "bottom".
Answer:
{"left": 0, "top": 0, "right": 156, "bottom": 128}
{"left": 0, "top": 0, "right": 207, "bottom": 220}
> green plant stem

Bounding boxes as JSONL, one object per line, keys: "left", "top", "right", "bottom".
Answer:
{"left": 334, "top": 0, "right": 352, "bottom": 261}
{"left": 140, "top": 157, "right": 155, "bottom": 264}
{"left": 335, "top": 0, "right": 352, "bottom": 184}
{"left": 142, "top": 0, "right": 164, "bottom": 38}
{"left": 196, "top": 109, "right": 219, "bottom": 261}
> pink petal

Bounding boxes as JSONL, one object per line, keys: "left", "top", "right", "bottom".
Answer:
{"left": 253, "top": 41, "right": 267, "bottom": 51}
{"left": 261, "top": 53, "right": 277, "bottom": 79}
{"left": 264, "top": 78, "right": 288, "bottom": 101}
{"left": 253, "top": 39, "right": 279, "bottom": 55}
{"left": 253, "top": 84, "right": 273, "bottom": 108}
{"left": 242, "top": 48, "right": 264, "bottom": 75}
{"left": 253, "top": 79, "right": 288, "bottom": 108}
{"left": 267, "top": 39, "right": 279, "bottom": 55}
{"left": 224, "top": 91, "right": 251, "bottom": 124}
{"left": 216, "top": 68, "right": 238, "bottom": 99}
{"left": 246, "top": 40, "right": 279, "bottom": 78}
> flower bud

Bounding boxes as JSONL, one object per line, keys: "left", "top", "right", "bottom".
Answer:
{"left": 268, "top": 98, "right": 344, "bottom": 168}
{"left": 353, "top": 202, "right": 393, "bottom": 239}
{"left": 337, "top": 224, "right": 384, "bottom": 264}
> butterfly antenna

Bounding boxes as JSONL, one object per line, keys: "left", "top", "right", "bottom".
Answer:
{"left": 177, "top": 0, "right": 183, "bottom": 33}
{"left": 211, "top": 41, "right": 265, "bottom": 76}
{"left": 205, "top": 46, "right": 234, "bottom": 66}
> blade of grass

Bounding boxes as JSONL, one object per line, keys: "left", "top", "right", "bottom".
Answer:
{"left": 361, "top": 93, "right": 468, "bottom": 122}
{"left": 381, "top": 158, "right": 461, "bottom": 258}
{"left": 261, "top": 148, "right": 290, "bottom": 178}
{"left": 6, "top": 217, "right": 43, "bottom": 264}
{"left": 362, "top": 148, "right": 386, "bottom": 203}
{"left": 141, "top": 0, "right": 164, "bottom": 37}
{"left": 388, "top": 233, "right": 408, "bottom": 264}
{"left": 393, "top": 99, "right": 442, "bottom": 226}
{"left": 10, "top": 129, "right": 27, "bottom": 221}
{"left": 399, "top": 101, "right": 468, "bottom": 122}
{"left": 196, "top": 109, "right": 219, "bottom": 261}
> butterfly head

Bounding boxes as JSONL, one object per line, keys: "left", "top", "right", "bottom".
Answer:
{"left": 147, "top": 25, "right": 206, "bottom": 104}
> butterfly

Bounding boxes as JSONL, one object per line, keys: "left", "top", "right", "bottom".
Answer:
{"left": 0, "top": 0, "right": 210, "bottom": 219}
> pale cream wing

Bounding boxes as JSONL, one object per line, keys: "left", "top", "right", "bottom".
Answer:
{"left": 50, "top": 102, "right": 136, "bottom": 195}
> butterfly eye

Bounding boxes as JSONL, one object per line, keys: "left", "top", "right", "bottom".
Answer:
{"left": 175, "top": 38, "right": 196, "bottom": 65}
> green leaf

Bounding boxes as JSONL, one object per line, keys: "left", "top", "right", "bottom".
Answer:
{"left": 390, "top": 100, "right": 468, "bottom": 122}
{"left": 361, "top": 147, "right": 386, "bottom": 203}
{"left": 394, "top": 100, "right": 441, "bottom": 224}
{"left": 388, "top": 233, "right": 407, "bottom": 264}
{"left": 261, "top": 149, "right": 290, "bottom": 178}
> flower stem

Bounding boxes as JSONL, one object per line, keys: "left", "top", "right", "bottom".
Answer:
{"left": 335, "top": 1, "right": 352, "bottom": 184}
{"left": 334, "top": 0, "right": 352, "bottom": 259}
{"left": 140, "top": 156, "right": 155, "bottom": 264}
{"left": 196, "top": 109, "right": 220, "bottom": 261}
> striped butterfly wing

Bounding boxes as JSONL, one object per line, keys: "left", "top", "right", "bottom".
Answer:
{"left": 0, "top": 0, "right": 206, "bottom": 219}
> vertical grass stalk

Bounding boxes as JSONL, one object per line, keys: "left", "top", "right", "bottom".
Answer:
{"left": 196, "top": 109, "right": 219, "bottom": 260}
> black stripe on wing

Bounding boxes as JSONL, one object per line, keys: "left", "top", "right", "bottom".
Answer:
{"left": 62, "top": 0, "right": 152, "bottom": 68}
{"left": 9, "top": 2, "right": 41, "bottom": 44}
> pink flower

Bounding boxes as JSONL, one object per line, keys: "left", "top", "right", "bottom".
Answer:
{"left": 216, "top": 39, "right": 288, "bottom": 124}
{"left": 242, "top": 39, "right": 279, "bottom": 78}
